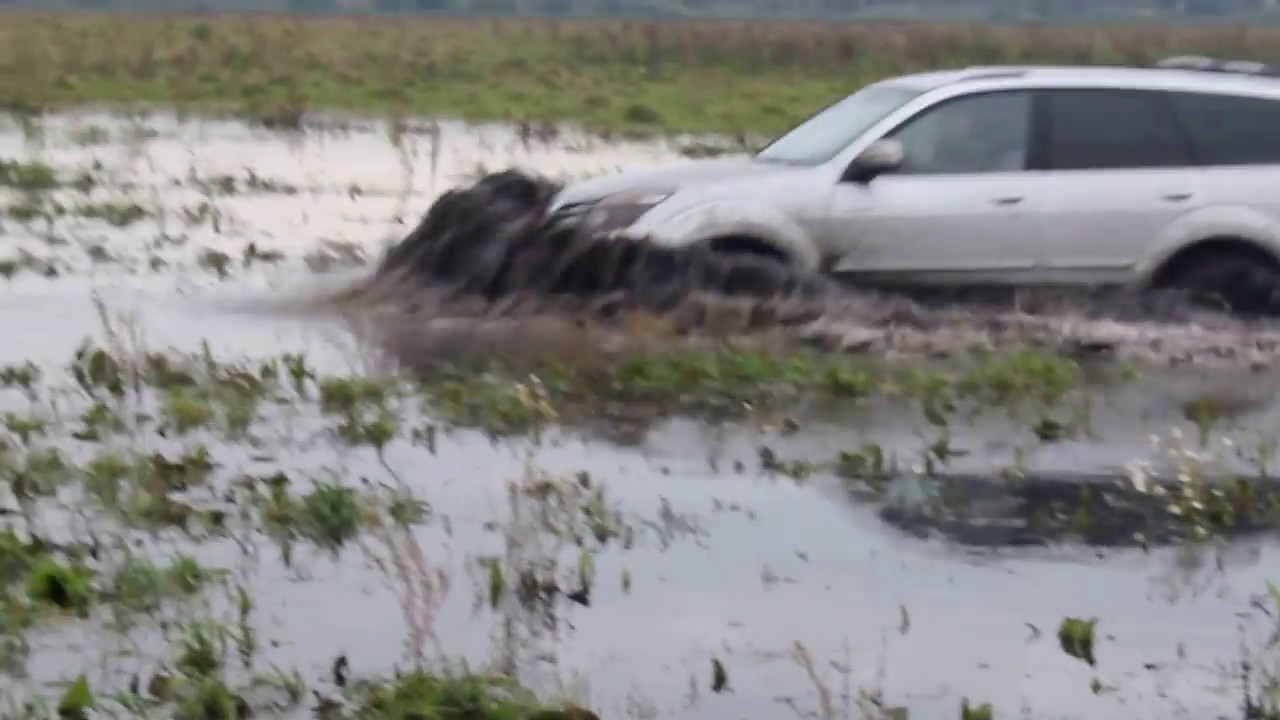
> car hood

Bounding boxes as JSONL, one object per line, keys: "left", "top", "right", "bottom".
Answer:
{"left": 553, "top": 157, "right": 799, "bottom": 207}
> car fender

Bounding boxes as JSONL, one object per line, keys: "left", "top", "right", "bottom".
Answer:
{"left": 627, "top": 201, "right": 821, "bottom": 272}
{"left": 1133, "top": 204, "right": 1280, "bottom": 286}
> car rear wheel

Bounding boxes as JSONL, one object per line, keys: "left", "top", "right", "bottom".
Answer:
{"left": 1157, "top": 247, "right": 1280, "bottom": 316}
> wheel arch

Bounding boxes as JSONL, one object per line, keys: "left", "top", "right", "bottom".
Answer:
{"left": 702, "top": 234, "right": 795, "bottom": 265}
{"left": 630, "top": 200, "right": 823, "bottom": 272}
{"left": 1137, "top": 205, "right": 1280, "bottom": 288}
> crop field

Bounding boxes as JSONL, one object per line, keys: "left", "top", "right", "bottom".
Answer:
{"left": 0, "top": 11, "right": 1278, "bottom": 720}
{"left": 6, "top": 12, "right": 1280, "bottom": 134}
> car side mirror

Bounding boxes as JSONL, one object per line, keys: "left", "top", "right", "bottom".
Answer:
{"left": 844, "top": 139, "right": 904, "bottom": 184}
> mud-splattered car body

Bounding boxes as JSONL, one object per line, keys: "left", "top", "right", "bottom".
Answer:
{"left": 551, "top": 56, "right": 1280, "bottom": 314}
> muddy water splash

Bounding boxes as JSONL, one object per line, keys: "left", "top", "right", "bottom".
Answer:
{"left": 333, "top": 169, "right": 1280, "bottom": 373}
{"left": 332, "top": 169, "right": 839, "bottom": 370}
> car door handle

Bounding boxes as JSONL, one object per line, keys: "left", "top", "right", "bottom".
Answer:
{"left": 1161, "top": 191, "right": 1193, "bottom": 202}
{"left": 990, "top": 196, "right": 1024, "bottom": 206}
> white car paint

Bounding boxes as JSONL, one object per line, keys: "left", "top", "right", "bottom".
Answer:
{"left": 825, "top": 170, "right": 1049, "bottom": 282}
{"left": 550, "top": 61, "right": 1280, "bottom": 289}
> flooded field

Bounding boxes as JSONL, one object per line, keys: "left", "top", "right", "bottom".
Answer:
{"left": 0, "top": 109, "right": 1278, "bottom": 720}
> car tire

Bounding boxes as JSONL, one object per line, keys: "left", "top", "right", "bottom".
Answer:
{"left": 1160, "top": 249, "right": 1280, "bottom": 316}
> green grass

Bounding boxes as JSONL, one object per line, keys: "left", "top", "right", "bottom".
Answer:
{"left": 413, "top": 342, "right": 1102, "bottom": 435}
{"left": 6, "top": 12, "right": 1280, "bottom": 134}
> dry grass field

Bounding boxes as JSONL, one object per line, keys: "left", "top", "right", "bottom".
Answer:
{"left": 2, "top": 12, "right": 1280, "bottom": 133}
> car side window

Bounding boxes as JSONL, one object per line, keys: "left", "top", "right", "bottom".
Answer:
{"left": 1042, "top": 89, "right": 1192, "bottom": 170}
{"left": 885, "top": 90, "right": 1031, "bottom": 175}
{"left": 1167, "top": 91, "right": 1280, "bottom": 166}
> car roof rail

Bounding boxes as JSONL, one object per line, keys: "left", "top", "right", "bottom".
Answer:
{"left": 1154, "top": 55, "right": 1280, "bottom": 78}
{"left": 959, "top": 66, "right": 1031, "bottom": 78}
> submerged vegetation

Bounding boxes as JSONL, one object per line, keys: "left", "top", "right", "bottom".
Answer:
{"left": 4, "top": 13, "right": 1280, "bottom": 134}
{"left": 408, "top": 342, "right": 1100, "bottom": 435}
{"left": 0, "top": 314, "right": 625, "bottom": 717}
{"left": 0, "top": 306, "right": 1276, "bottom": 715}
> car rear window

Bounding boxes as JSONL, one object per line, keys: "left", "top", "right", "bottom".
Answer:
{"left": 1167, "top": 91, "right": 1280, "bottom": 166}
{"left": 1041, "top": 89, "right": 1193, "bottom": 171}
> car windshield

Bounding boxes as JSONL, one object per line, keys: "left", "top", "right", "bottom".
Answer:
{"left": 754, "top": 84, "right": 923, "bottom": 166}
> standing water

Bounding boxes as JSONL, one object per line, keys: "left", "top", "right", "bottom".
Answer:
{"left": 0, "top": 110, "right": 1275, "bottom": 720}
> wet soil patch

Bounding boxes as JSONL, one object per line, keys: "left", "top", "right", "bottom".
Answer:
{"left": 859, "top": 471, "right": 1280, "bottom": 548}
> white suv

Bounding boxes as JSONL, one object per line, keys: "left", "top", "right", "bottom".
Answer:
{"left": 551, "top": 56, "right": 1280, "bottom": 313}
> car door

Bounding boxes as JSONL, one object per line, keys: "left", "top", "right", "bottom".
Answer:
{"left": 1031, "top": 88, "right": 1205, "bottom": 284}
{"left": 824, "top": 88, "right": 1050, "bottom": 285}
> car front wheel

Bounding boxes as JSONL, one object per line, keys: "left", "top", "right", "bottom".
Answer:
{"left": 698, "top": 240, "right": 830, "bottom": 302}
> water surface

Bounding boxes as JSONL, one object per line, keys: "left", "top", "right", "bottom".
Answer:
{"left": 0, "top": 110, "right": 1275, "bottom": 720}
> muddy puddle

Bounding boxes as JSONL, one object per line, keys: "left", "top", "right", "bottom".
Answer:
{"left": 0, "top": 110, "right": 1278, "bottom": 719}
